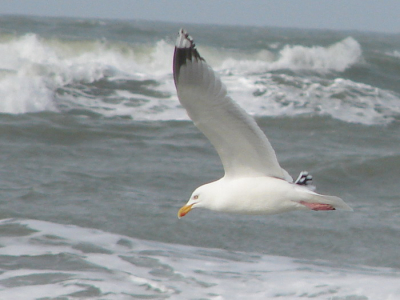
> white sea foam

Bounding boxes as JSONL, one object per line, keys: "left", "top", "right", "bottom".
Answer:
{"left": 272, "top": 37, "right": 362, "bottom": 72}
{"left": 0, "top": 34, "right": 174, "bottom": 115}
{"left": 386, "top": 50, "right": 400, "bottom": 59}
{"left": 0, "top": 33, "right": 398, "bottom": 125}
{"left": 0, "top": 219, "right": 399, "bottom": 300}
{"left": 221, "top": 74, "right": 400, "bottom": 125}
{"left": 218, "top": 37, "right": 362, "bottom": 73}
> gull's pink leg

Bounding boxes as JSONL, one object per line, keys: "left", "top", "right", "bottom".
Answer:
{"left": 299, "top": 201, "right": 335, "bottom": 211}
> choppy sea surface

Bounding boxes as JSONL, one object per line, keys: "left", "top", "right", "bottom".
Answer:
{"left": 0, "top": 15, "right": 399, "bottom": 299}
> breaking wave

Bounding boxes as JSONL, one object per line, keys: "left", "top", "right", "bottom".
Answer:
{"left": 219, "top": 37, "right": 362, "bottom": 73}
{"left": 0, "top": 33, "right": 398, "bottom": 125}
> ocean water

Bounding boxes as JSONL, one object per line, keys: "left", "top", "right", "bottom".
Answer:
{"left": 0, "top": 15, "right": 399, "bottom": 299}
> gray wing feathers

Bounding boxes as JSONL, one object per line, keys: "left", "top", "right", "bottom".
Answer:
{"left": 174, "top": 29, "right": 289, "bottom": 180}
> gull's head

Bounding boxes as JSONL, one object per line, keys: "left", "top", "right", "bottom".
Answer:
{"left": 177, "top": 183, "right": 217, "bottom": 218}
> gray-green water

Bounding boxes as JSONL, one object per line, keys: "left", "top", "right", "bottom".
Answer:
{"left": 0, "top": 15, "right": 399, "bottom": 299}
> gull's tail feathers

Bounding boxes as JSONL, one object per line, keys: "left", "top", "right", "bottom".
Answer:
{"left": 312, "top": 194, "right": 353, "bottom": 211}
{"left": 295, "top": 187, "right": 353, "bottom": 211}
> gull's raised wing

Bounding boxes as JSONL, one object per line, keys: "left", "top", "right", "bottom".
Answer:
{"left": 173, "top": 29, "right": 291, "bottom": 180}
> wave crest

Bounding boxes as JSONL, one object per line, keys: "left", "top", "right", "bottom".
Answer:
{"left": 219, "top": 37, "right": 362, "bottom": 73}
{"left": 0, "top": 33, "right": 397, "bottom": 125}
{"left": 0, "top": 33, "right": 174, "bottom": 115}
{"left": 272, "top": 37, "right": 362, "bottom": 72}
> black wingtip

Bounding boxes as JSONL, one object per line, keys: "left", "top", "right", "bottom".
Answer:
{"left": 176, "top": 28, "right": 195, "bottom": 49}
{"left": 173, "top": 29, "right": 204, "bottom": 87}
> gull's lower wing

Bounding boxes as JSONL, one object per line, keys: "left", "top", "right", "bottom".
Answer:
{"left": 173, "top": 29, "right": 290, "bottom": 180}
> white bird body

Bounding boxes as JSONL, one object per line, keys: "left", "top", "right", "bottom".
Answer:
{"left": 188, "top": 176, "right": 350, "bottom": 215}
{"left": 191, "top": 177, "right": 307, "bottom": 215}
{"left": 173, "top": 29, "right": 352, "bottom": 218}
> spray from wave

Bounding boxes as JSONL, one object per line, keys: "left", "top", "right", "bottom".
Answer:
{"left": 0, "top": 32, "right": 398, "bottom": 124}
{"left": 219, "top": 37, "right": 362, "bottom": 73}
{"left": 0, "top": 33, "right": 175, "bottom": 115}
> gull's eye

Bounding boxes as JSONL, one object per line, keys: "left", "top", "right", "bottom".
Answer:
{"left": 193, "top": 195, "right": 199, "bottom": 200}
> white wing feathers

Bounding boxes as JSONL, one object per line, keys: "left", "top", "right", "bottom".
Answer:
{"left": 173, "top": 29, "right": 292, "bottom": 181}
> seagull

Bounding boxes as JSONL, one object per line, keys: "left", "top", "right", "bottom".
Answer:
{"left": 173, "top": 29, "right": 352, "bottom": 218}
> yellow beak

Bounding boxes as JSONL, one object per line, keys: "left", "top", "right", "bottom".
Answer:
{"left": 177, "top": 203, "right": 194, "bottom": 218}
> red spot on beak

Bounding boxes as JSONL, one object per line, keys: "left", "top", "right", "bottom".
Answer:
{"left": 177, "top": 203, "right": 195, "bottom": 218}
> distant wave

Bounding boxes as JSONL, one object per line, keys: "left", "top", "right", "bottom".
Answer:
{"left": 386, "top": 50, "right": 400, "bottom": 59}
{"left": 0, "top": 33, "right": 398, "bottom": 125}
{"left": 219, "top": 37, "right": 362, "bottom": 73}
{"left": 0, "top": 33, "right": 175, "bottom": 114}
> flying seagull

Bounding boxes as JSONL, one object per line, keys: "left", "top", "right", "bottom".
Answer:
{"left": 173, "top": 29, "right": 352, "bottom": 218}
